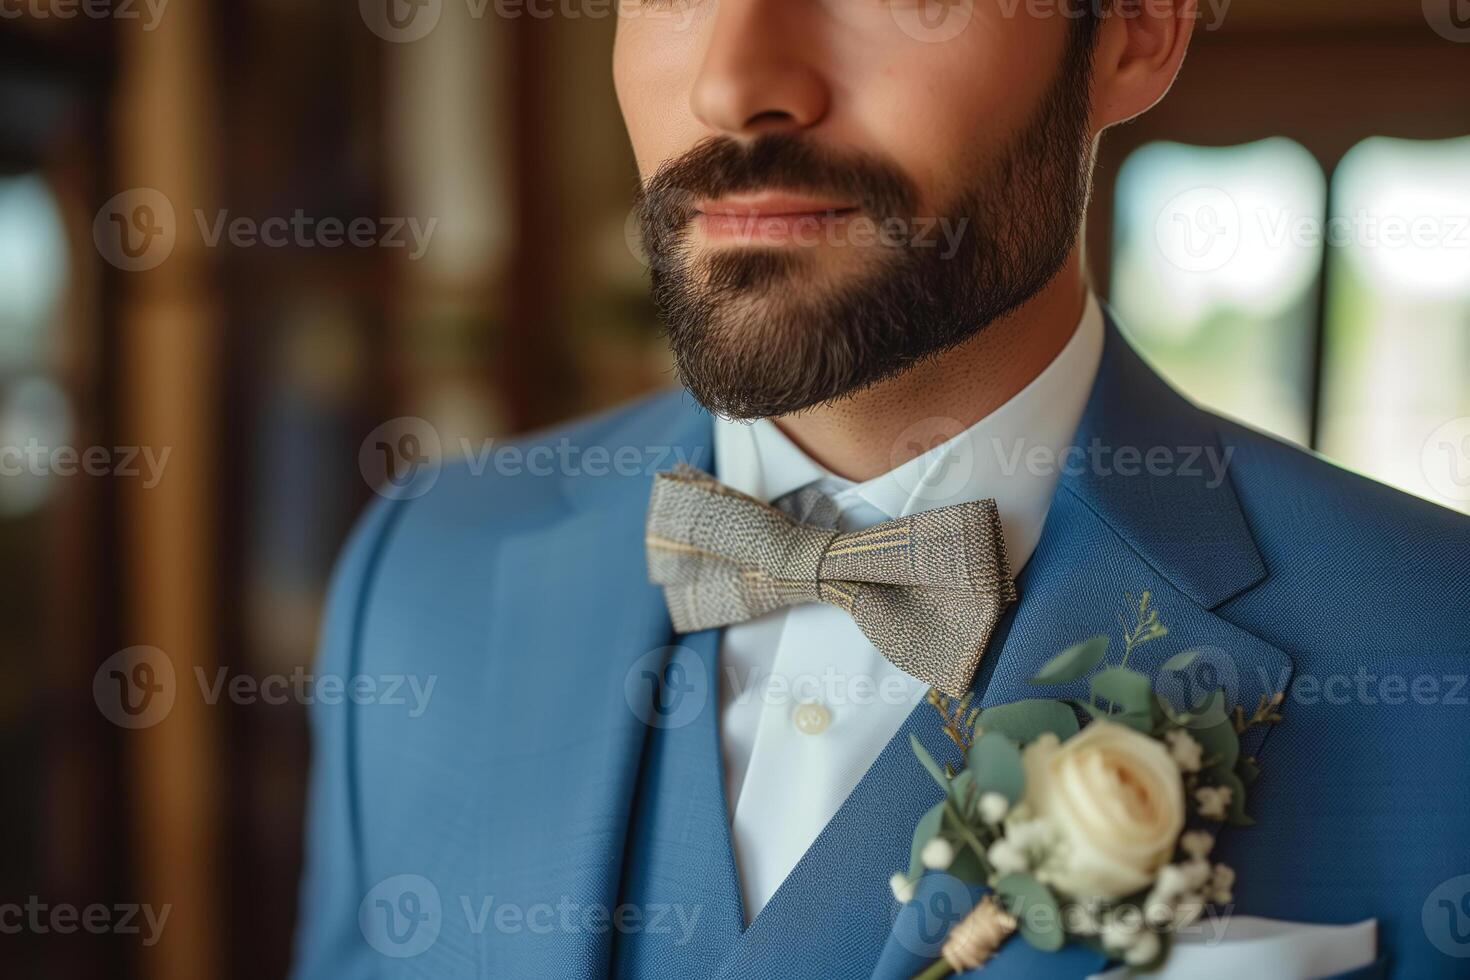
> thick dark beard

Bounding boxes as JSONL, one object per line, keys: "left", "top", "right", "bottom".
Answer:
{"left": 635, "top": 35, "right": 1098, "bottom": 420}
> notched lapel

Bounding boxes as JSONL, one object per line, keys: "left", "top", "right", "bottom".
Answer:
{"left": 472, "top": 394, "right": 714, "bottom": 979}
{"left": 1069, "top": 316, "right": 1269, "bottom": 611}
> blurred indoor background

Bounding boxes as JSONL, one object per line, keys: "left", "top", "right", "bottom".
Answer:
{"left": 1, "top": 0, "right": 1467, "bottom": 977}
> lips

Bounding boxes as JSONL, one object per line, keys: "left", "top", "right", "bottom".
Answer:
{"left": 692, "top": 192, "right": 859, "bottom": 242}
{"left": 694, "top": 192, "right": 857, "bottom": 218}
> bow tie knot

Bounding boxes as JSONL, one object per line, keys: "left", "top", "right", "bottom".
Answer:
{"left": 645, "top": 464, "right": 1017, "bottom": 696}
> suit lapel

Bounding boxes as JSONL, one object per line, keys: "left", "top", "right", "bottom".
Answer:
{"left": 474, "top": 394, "right": 723, "bottom": 980}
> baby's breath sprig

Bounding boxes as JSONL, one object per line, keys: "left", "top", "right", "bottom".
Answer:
{"left": 1119, "top": 590, "right": 1169, "bottom": 667}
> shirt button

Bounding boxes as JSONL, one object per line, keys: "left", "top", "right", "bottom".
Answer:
{"left": 793, "top": 701, "right": 831, "bottom": 735}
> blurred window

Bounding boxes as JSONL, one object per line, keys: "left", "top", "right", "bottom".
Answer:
{"left": 1110, "top": 136, "right": 1470, "bottom": 515}
{"left": 0, "top": 174, "right": 71, "bottom": 517}
{"left": 1110, "top": 138, "right": 1326, "bottom": 447}
{"left": 1317, "top": 136, "right": 1470, "bottom": 513}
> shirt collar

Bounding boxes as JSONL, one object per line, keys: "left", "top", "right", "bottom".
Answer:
{"left": 713, "top": 292, "right": 1105, "bottom": 569}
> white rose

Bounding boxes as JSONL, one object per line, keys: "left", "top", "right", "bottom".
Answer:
{"left": 1021, "top": 721, "right": 1185, "bottom": 901}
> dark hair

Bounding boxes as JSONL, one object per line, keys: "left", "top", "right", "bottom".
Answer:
{"left": 1071, "top": 0, "right": 1111, "bottom": 57}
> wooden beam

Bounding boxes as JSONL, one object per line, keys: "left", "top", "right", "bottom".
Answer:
{"left": 113, "top": 3, "right": 222, "bottom": 977}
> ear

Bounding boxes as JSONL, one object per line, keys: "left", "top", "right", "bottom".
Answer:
{"left": 1090, "top": 0, "right": 1198, "bottom": 130}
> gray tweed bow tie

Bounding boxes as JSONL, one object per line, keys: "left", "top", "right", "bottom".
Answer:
{"left": 644, "top": 464, "right": 1017, "bottom": 697}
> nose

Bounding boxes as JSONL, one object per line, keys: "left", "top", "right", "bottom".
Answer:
{"left": 690, "top": 0, "right": 830, "bottom": 138}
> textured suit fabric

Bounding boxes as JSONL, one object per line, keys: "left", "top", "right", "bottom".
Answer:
{"left": 291, "top": 316, "right": 1470, "bottom": 980}
{"left": 645, "top": 464, "right": 1016, "bottom": 696}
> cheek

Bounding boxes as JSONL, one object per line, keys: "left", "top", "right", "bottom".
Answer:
{"left": 614, "top": 13, "right": 709, "bottom": 179}
{"left": 835, "top": 9, "right": 1068, "bottom": 202}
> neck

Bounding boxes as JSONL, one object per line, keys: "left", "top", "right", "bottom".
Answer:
{"left": 773, "top": 253, "right": 1088, "bottom": 482}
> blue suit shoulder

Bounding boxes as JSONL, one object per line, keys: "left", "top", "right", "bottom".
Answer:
{"left": 324, "top": 386, "right": 708, "bottom": 667}
{"left": 1210, "top": 412, "right": 1470, "bottom": 651}
{"left": 413, "top": 385, "right": 703, "bottom": 525}
{"left": 361, "top": 386, "right": 701, "bottom": 549}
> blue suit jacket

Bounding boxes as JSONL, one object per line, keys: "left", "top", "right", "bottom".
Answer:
{"left": 292, "top": 321, "right": 1470, "bottom": 979}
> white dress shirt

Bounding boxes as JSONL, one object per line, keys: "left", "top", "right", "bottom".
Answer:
{"left": 712, "top": 293, "right": 1106, "bottom": 921}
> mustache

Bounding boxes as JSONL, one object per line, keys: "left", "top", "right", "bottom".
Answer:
{"left": 635, "top": 134, "right": 920, "bottom": 245}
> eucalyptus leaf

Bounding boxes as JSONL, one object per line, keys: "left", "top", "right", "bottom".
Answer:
{"left": 1156, "top": 688, "right": 1230, "bottom": 729}
{"left": 1029, "top": 635, "right": 1109, "bottom": 685}
{"left": 950, "top": 769, "right": 977, "bottom": 814}
{"left": 978, "top": 699, "right": 1080, "bottom": 745}
{"left": 1192, "top": 717, "right": 1240, "bottom": 773}
{"left": 907, "top": 799, "right": 946, "bottom": 879}
{"left": 1090, "top": 666, "right": 1152, "bottom": 718}
{"left": 947, "top": 844, "right": 989, "bottom": 885}
{"left": 1236, "top": 755, "right": 1260, "bottom": 787}
{"left": 994, "top": 872, "right": 1064, "bottom": 952}
{"left": 966, "top": 731, "right": 1025, "bottom": 803}
{"left": 1189, "top": 688, "right": 1230, "bottom": 721}
{"left": 1114, "top": 710, "right": 1153, "bottom": 733}
{"left": 910, "top": 733, "right": 949, "bottom": 792}
{"left": 1160, "top": 649, "right": 1201, "bottom": 673}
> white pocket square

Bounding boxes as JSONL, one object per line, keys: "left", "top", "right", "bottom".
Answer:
{"left": 1089, "top": 916, "right": 1377, "bottom": 980}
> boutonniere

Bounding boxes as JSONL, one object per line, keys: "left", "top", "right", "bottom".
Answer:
{"left": 892, "top": 592, "right": 1283, "bottom": 978}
